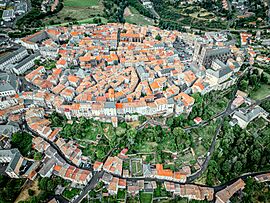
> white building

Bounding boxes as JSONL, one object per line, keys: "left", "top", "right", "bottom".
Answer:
{"left": 2, "top": 10, "right": 15, "bottom": 22}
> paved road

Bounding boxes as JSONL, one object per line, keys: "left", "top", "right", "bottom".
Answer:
{"left": 187, "top": 67, "right": 250, "bottom": 182}
{"left": 214, "top": 170, "right": 270, "bottom": 192}
{"left": 72, "top": 171, "right": 104, "bottom": 203}
{"left": 23, "top": 122, "right": 91, "bottom": 171}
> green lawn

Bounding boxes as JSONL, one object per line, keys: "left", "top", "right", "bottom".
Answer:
{"left": 64, "top": 0, "right": 99, "bottom": 7}
{"left": 131, "top": 160, "right": 143, "bottom": 176}
{"left": 62, "top": 188, "right": 81, "bottom": 200}
{"left": 117, "top": 189, "right": 126, "bottom": 200}
{"left": 125, "top": 7, "right": 154, "bottom": 26}
{"left": 250, "top": 84, "right": 270, "bottom": 100}
{"left": 139, "top": 192, "right": 153, "bottom": 203}
{"left": 44, "top": 0, "right": 104, "bottom": 25}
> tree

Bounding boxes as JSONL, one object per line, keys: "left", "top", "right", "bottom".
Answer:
{"left": 260, "top": 73, "right": 268, "bottom": 84}
{"left": 34, "top": 152, "right": 42, "bottom": 160}
{"left": 38, "top": 178, "right": 48, "bottom": 191}
{"left": 240, "top": 80, "right": 248, "bottom": 91}
{"left": 11, "top": 132, "right": 32, "bottom": 157}
{"left": 155, "top": 34, "right": 162, "bottom": 41}
{"left": 251, "top": 149, "right": 261, "bottom": 162}
{"left": 222, "top": 160, "right": 232, "bottom": 173}
{"left": 234, "top": 161, "right": 242, "bottom": 172}
{"left": 166, "top": 117, "right": 174, "bottom": 127}
{"left": 28, "top": 189, "right": 35, "bottom": 196}
{"left": 172, "top": 127, "right": 186, "bottom": 140}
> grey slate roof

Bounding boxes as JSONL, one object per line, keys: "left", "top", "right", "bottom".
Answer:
{"left": 0, "top": 125, "right": 19, "bottom": 137}
{"left": 39, "top": 158, "right": 55, "bottom": 177}
{"left": 0, "top": 47, "right": 27, "bottom": 65}
{"left": 207, "top": 65, "right": 232, "bottom": 78}
{"left": 2, "top": 10, "right": 14, "bottom": 18}
{"left": 0, "top": 72, "right": 19, "bottom": 91}
{"left": 0, "top": 148, "right": 22, "bottom": 175}
{"left": 205, "top": 47, "right": 231, "bottom": 57}
{"left": 104, "top": 102, "right": 116, "bottom": 109}
{"left": 234, "top": 106, "right": 268, "bottom": 122}
{"left": 6, "top": 151, "right": 21, "bottom": 172}
{"left": 13, "top": 52, "right": 40, "bottom": 70}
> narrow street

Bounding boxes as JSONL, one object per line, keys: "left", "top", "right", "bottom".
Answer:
{"left": 187, "top": 66, "right": 251, "bottom": 182}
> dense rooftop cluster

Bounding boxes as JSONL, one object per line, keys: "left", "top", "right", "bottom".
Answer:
{"left": 0, "top": 21, "right": 269, "bottom": 203}
{"left": 7, "top": 23, "right": 245, "bottom": 127}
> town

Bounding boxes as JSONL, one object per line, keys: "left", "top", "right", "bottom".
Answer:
{"left": 0, "top": 21, "right": 270, "bottom": 203}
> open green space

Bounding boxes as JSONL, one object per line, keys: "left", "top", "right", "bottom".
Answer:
{"left": 43, "top": 0, "right": 104, "bottom": 25}
{"left": 153, "top": 184, "right": 171, "bottom": 198}
{"left": 117, "top": 189, "right": 126, "bottom": 200}
{"left": 125, "top": 7, "right": 155, "bottom": 26}
{"left": 206, "top": 118, "right": 270, "bottom": 186}
{"left": 250, "top": 84, "right": 270, "bottom": 100}
{"left": 131, "top": 159, "right": 143, "bottom": 176}
{"left": 239, "top": 68, "right": 270, "bottom": 100}
{"left": 139, "top": 192, "right": 152, "bottom": 203}
{"left": 62, "top": 188, "right": 81, "bottom": 200}
{"left": 151, "top": 0, "right": 227, "bottom": 31}
{"left": 64, "top": 0, "right": 99, "bottom": 7}
{"left": 0, "top": 175, "right": 25, "bottom": 203}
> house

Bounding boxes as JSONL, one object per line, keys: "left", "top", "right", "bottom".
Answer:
{"left": 0, "top": 46, "right": 28, "bottom": 71}
{"left": 39, "top": 158, "right": 55, "bottom": 178}
{"left": 194, "top": 117, "right": 202, "bottom": 124}
{"left": 0, "top": 82, "right": 16, "bottom": 98}
{"left": 15, "top": 3, "right": 28, "bottom": 15}
{"left": 93, "top": 161, "right": 103, "bottom": 171}
{"left": 206, "top": 59, "right": 233, "bottom": 85}
{"left": 2, "top": 10, "right": 15, "bottom": 21}
{"left": 0, "top": 125, "right": 19, "bottom": 149}
{"left": 231, "top": 106, "right": 269, "bottom": 129}
{"left": 136, "top": 65, "right": 149, "bottom": 81}
{"left": 0, "top": 148, "right": 24, "bottom": 178}
{"left": 155, "top": 164, "right": 187, "bottom": 182}
{"left": 108, "top": 177, "right": 119, "bottom": 195}
{"left": 12, "top": 52, "right": 41, "bottom": 75}
{"left": 103, "top": 156, "right": 123, "bottom": 176}
{"left": 215, "top": 179, "right": 245, "bottom": 203}
{"left": 254, "top": 173, "right": 270, "bottom": 183}
{"left": 177, "top": 184, "right": 214, "bottom": 201}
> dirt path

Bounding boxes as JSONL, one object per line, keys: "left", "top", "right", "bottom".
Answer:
{"left": 15, "top": 179, "right": 41, "bottom": 203}
{"left": 124, "top": 7, "right": 132, "bottom": 17}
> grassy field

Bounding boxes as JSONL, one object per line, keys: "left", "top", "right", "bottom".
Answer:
{"left": 139, "top": 192, "right": 153, "bottom": 203}
{"left": 117, "top": 189, "right": 126, "bottom": 200}
{"left": 63, "top": 188, "right": 81, "bottom": 200}
{"left": 124, "top": 7, "right": 155, "bottom": 26}
{"left": 250, "top": 84, "right": 270, "bottom": 100}
{"left": 44, "top": 0, "right": 104, "bottom": 25}
{"left": 15, "top": 179, "right": 40, "bottom": 203}
{"left": 64, "top": 0, "right": 99, "bottom": 7}
{"left": 131, "top": 159, "right": 143, "bottom": 176}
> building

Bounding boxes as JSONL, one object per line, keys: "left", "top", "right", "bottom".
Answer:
{"left": 0, "top": 73, "right": 19, "bottom": 96}
{"left": 136, "top": 65, "right": 149, "bottom": 81}
{"left": 231, "top": 106, "right": 269, "bottom": 129}
{"left": 2, "top": 10, "right": 15, "bottom": 22}
{"left": 0, "top": 46, "right": 28, "bottom": 71}
{"left": 215, "top": 179, "right": 246, "bottom": 203}
{"left": 206, "top": 59, "right": 233, "bottom": 85}
{"left": 0, "top": 125, "right": 19, "bottom": 149}
{"left": 103, "top": 156, "right": 123, "bottom": 176}
{"left": 12, "top": 52, "right": 41, "bottom": 75}
{"left": 194, "top": 44, "right": 231, "bottom": 68}
{"left": 15, "top": 3, "right": 28, "bottom": 15}
{"left": 0, "top": 148, "right": 24, "bottom": 178}
{"left": 254, "top": 173, "right": 270, "bottom": 183}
